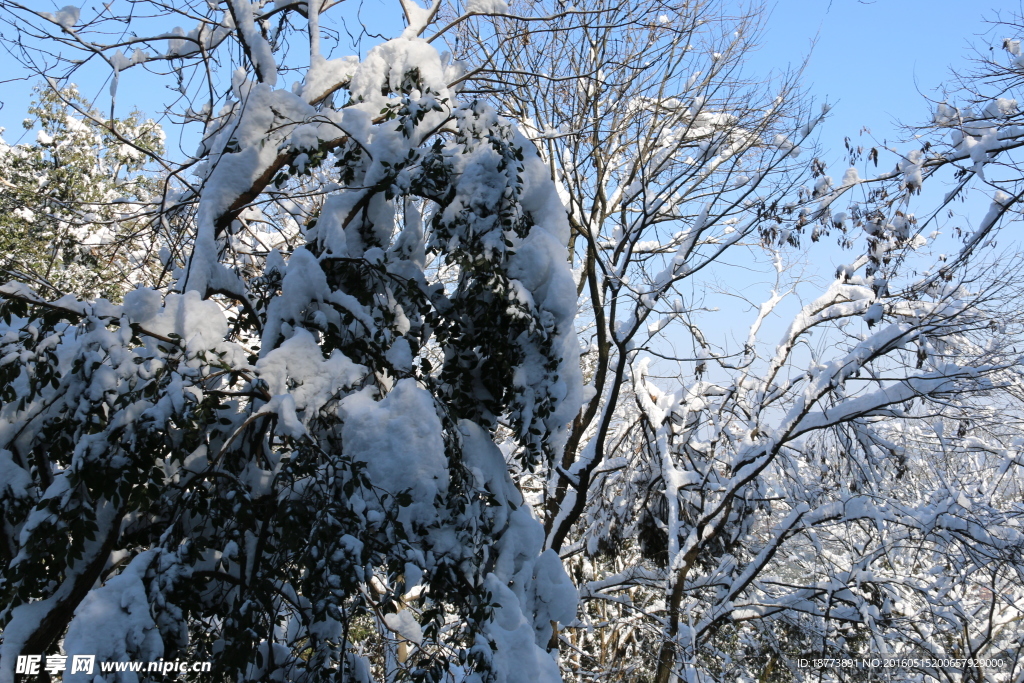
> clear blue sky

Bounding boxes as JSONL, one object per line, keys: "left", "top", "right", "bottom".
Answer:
{"left": 759, "top": 0, "right": 1000, "bottom": 162}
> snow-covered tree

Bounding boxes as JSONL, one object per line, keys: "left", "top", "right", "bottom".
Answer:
{"left": 4, "top": 1, "right": 1024, "bottom": 682}
{"left": 0, "top": 2, "right": 581, "bottom": 682}
{"left": 447, "top": 2, "right": 1024, "bottom": 681}
{"left": 0, "top": 85, "right": 165, "bottom": 299}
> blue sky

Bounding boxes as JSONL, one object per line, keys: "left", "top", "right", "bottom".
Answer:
{"left": 760, "top": 0, "right": 999, "bottom": 163}
{"left": 0, "top": 0, "right": 1002, "bottom": 147}
{"left": 753, "top": 0, "right": 1006, "bottom": 277}
{"left": 0, "top": 0, "right": 1002, "bottom": 154}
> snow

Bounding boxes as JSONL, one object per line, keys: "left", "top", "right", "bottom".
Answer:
{"left": 229, "top": 0, "right": 277, "bottom": 85}
{"left": 339, "top": 379, "right": 448, "bottom": 514}
{"left": 183, "top": 79, "right": 316, "bottom": 296}
{"left": 62, "top": 552, "right": 164, "bottom": 682}
{"left": 509, "top": 129, "right": 584, "bottom": 453}
{"left": 385, "top": 336, "right": 413, "bottom": 373}
{"left": 12, "top": 207, "right": 34, "bottom": 223}
{"left": 41, "top": 5, "right": 80, "bottom": 30}
{"left": 383, "top": 610, "right": 423, "bottom": 645}
{"left": 459, "top": 420, "right": 577, "bottom": 673}
{"left": 983, "top": 97, "right": 1017, "bottom": 118}
{"left": 257, "top": 328, "right": 365, "bottom": 423}
{"left": 0, "top": 499, "right": 122, "bottom": 683}
{"left": 473, "top": 575, "right": 564, "bottom": 683}
{"left": 121, "top": 287, "right": 163, "bottom": 323}
{"left": 772, "top": 133, "right": 801, "bottom": 157}
{"left": 109, "top": 49, "right": 131, "bottom": 73}
{"left": 260, "top": 247, "right": 328, "bottom": 353}
{"left": 299, "top": 55, "right": 359, "bottom": 104}
{"left": 863, "top": 301, "right": 884, "bottom": 327}
{"left": 398, "top": 0, "right": 438, "bottom": 37}
{"left": 164, "top": 26, "right": 186, "bottom": 56}
{"left": 0, "top": 282, "right": 39, "bottom": 300}
{"left": 461, "top": 420, "right": 523, "bottom": 512}
{"left": 467, "top": 0, "right": 509, "bottom": 12}
{"left": 933, "top": 102, "right": 959, "bottom": 126}
{"left": 123, "top": 289, "right": 228, "bottom": 349}
{"left": 0, "top": 599, "right": 66, "bottom": 683}
{"left": 348, "top": 37, "right": 448, "bottom": 111}
{"left": 899, "top": 149, "right": 924, "bottom": 192}
{"left": 0, "top": 449, "right": 31, "bottom": 500}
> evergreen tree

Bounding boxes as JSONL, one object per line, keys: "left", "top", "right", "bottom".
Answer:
{"left": 0, "top": 5, "right": 580, "bottom": 683}
{"left": 0, "top": 85, "right": 165, "bottom": 299}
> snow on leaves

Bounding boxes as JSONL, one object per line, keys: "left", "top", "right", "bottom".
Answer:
{"left": 0, "top": 6, "right": 580, "bottom": 683}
